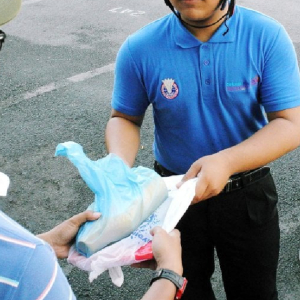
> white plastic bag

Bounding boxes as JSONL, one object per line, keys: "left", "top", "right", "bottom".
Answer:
{"left": 67, "top": 175, "right": 197, "bottom": 286}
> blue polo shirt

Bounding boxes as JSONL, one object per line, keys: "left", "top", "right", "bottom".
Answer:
{"left": 112, "top": 6, "right": 300, "bottom": 174}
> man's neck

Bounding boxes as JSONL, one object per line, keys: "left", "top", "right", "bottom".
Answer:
{"left": 180, "top": 5, "right": 228, "bottom": 42}
{"left": 184, "top": 20, "right": 225, "bottom": 42}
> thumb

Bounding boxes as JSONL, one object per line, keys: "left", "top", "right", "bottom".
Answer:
{"left": 70, "top": 210, "right": 101, "bottom": 227}
{"left": 150, "top": 226, "right": 165, "bottom": 237}
{"left": 176, "top": 164, "right": 200, "bottom": 189}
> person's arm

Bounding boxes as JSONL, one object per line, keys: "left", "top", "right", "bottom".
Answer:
{"left": 135, "top": 227, "right": 183, "bottom": 300}
{"left": 105, "top": 109, "right": 144, "bottom": 167}
{"left": 179, "top": 106, "right": 300, "bottom": 203}
{"left": 37, "top": 210, "right": 101, "bottom": 258}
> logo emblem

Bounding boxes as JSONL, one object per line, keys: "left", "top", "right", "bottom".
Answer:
{"left": 226, "top": 76, "right": 260, "bottom": 92}
{"left": 161, "top": 78, "right": 179, "bottom": 100}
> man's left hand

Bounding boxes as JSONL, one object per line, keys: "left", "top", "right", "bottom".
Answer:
{"left": 177, "top": 152, "right": 232, "bottom": 204}
{"left": 37, "top": 210, "right": 101, "bottom": 259}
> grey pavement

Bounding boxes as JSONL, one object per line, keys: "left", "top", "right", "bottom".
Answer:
{"left": 1, "top": 0, "right": 300, "bottom": 299}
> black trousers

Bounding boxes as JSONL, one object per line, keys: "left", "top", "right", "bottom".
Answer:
{"left": 154, "top": 162, "right": 280, "bottom": 300}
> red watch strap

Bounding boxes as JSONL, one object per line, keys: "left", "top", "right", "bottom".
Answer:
{"left": 150, "top": 269, "right": 187, "bottom": 300}
{"left": 175, "top": 277, "right": 188, "bottom": 300}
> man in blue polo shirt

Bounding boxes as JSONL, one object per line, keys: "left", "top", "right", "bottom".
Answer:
{"left": 105, "top": 0, "right": 300, "bottom": 299}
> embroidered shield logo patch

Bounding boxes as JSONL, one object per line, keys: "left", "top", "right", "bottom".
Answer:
{"left": 161, "top": 78, "right": 179, "bottom": 100}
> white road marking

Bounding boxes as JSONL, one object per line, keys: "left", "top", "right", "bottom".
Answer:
{"left": 22, "top": 0, "right": 45, "bottom": 5}
{"left": 1, "top": 63, "right": 115, "bottom": 109}
{"left": 67, "top": 63, "right": 114, "bottom": 83}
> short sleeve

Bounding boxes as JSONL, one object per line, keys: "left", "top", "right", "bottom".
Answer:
{"left": 112, "top": 38, "right": 150, "bottom": 116}
{"left": 260, "top": 26, "right": 300, "bottom": 112}
{"left": 12, "top": 243, "right": 76, "bottom": 300}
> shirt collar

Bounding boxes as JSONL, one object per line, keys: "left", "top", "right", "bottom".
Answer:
{"left": 172, "top": 6, "right": 238, "bottom": 48}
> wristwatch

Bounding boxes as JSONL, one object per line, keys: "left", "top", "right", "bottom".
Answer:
{"left": 150, "top": 269, "right": 188, "bottom": 300}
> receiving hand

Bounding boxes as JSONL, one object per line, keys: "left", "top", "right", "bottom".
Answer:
{"left": 177, "top": 152, "right": 232, "bottom": 204}
{"left": 132, "top": 227, "right": 183, "bottom": 275}
{"left": 37, "top": 210, "right": 101, "bottom": 259}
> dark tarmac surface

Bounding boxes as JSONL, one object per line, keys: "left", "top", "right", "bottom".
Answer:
{"left": 1, "top": 0, "right": 300, "bottom": 299}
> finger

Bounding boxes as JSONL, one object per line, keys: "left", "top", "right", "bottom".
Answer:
{"left": 150, "top": 226, "right": 165, "bottom": 236}
{"left": 176, "top": 164, "right": 201, "bottom": 188}
{"left": 70, "top": 210, "right": 101, "bottom": 227}
{"left": 85, "top": 210, "right": 101, "bottom": 220}
{"left": 191, "top": 193, "right": 206, "bottom": 205}
{"left": 191, "top": 188, "right": 216, "bottom": 204}
{"left": 190, "top": 175, "right": 208, "bottom": 204}
{"left": 168, "top": 229, "right": 181, "bottom": 239}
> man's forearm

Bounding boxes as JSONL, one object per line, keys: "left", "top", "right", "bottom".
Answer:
{"left": 220, "top": 109, "right": 300, "bottom": 175}
{"left": 105, "top": 116, "right": 141, "bottom": 167}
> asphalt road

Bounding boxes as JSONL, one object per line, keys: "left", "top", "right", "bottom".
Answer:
{"left": 1, "top": 0, "right": 300, "bottom": 299}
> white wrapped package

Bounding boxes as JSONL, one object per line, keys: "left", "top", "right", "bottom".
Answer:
{"left": 68, "top": 196, "right": 174, "bottom": 285}
{"left": 68, "top": 175, "right": 197, "bottom": 287}
{"left": 76, "top": 166, "right": 168, "bottom": 257}
{"left": 55, "top": 141, "right": 168, "bottom": 257}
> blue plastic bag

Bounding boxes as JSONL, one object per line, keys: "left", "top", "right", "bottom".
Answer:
{"left": 55, "top": 142, "right": 168, "bottom": 257}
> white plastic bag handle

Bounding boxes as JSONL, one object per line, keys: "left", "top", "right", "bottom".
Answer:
{"left": 0, "top": 172, "right": 10, "bottom": 196}
{"left": 162, "top": 178, "right": 197, "bottom": 233}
